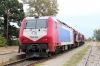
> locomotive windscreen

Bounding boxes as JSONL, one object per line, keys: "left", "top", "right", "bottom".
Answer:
{"left": 25, "top": 19, "right": 48, "bottom": 29}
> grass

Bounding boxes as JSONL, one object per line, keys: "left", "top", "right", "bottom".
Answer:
{"left": 9, "top": 57, "right": 16, "bottom": 62}
{"left": 23, "top": 60, "right": 28, "bottom": 64}
{"left": 63, "top": 45, "right": 90, "bottom": 66}
{"left": 59, "top": 54, "right": 63, "bottom": 56}
{"left": 96, "top": 41, "right": 100, "bottom": 46}
{"left": 35, "top": 64, "right": 41, "bottom": 66}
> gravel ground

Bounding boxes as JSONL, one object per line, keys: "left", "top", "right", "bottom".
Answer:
{"left": 0, "top": 52, "right": 25, "bottom": 64}
{"left": 0, "top": 46, "right": 25, "bottom": 64}
{"left": 40, "top": 42, "right": 91, "bottom": 66}
{"left": 77, "top": 42, "right": 100, "bottom": 66}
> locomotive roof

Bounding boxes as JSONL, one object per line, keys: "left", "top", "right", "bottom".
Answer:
{"left": 26, "top": 16, "right": 49, "bottom": 20}
{"left": 26, "top": 16, "right": 58, "bottom": 22}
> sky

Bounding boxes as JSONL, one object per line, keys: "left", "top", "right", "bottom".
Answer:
{"left": 56, "top": 0, "right": 100, "bottom": 38}
{"left": 13, "top": 0, "right": 100, "bottom": 38}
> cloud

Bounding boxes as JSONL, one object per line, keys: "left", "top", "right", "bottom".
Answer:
{"left": 57, "top": 0, "right": 100, "bottom": 16}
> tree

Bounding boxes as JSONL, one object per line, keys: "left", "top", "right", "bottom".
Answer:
{"left": 0, "top": 18, "right": 2, "bottom": 29}
{"left": 0, "top": 18, "right": 2, "bottom": 24}
{"left": 0, "top": 0, "right": 25, "bottom": 27}
{"left": 85, "top": 37, "right": 92, "bottom": 41}
{"left": 0, "top": 18, "right": 3, "bottom": 35}
{"left": 93, "top": 29, "right": 100, "bottom": 41}
{"left": 0, "top": 0, "right": 25, "bottom": 46}
{"left": 21, "top": 0, "right": 59, "bottom": 17}
{"left": 0, "top": 35, "right": 6, "bottom": 47}
{"left": 8, "top": 25, "right": 19, "bottom": 38}
{"left": 91, "top": 36, "right": 94, "bottom": 41}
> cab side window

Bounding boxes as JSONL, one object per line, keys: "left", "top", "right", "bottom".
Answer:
{"left": 54, "top": 22, "right": 57, "bottom": 28}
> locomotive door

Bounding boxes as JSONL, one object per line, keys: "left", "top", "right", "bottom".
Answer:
{"left": 54, "top": 22, "right": 58, "bottom": 45}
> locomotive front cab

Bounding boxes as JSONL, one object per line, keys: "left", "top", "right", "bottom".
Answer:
{"left": 24, "top": 18, "right": 48, "bottom": 41}
{"left": 19, "top": 17, "right": 50, "bottom": 57}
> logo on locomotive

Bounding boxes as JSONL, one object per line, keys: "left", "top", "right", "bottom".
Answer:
{"left": 30, "top": 30, "right": 38, "bottom": 38}
{"left": 31, "top": 30, "right": 37, "bottom": 35}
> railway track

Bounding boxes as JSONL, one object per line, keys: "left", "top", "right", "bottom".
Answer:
{"left": 4, "top": 52, "right": 66, "bottom": 66}
{"left": 95, "top": 43, "right": 100, "bottom": 50}
{"left": 4, "top": 44, "right": 84, "bottom": 66}
{"left": 3, "top": 54, "right": 57, "bottom": 66}
{"left": 0, "top": 52, "right": 17, "bottom": 55}
{"left": 4, "top": 57, "right": 43, "bottom": 66}
{"left": 84, "top": 43, "right": 93, "bottom": 66}
{"left": 84, "top": 42, "right": 100, "bottom": 66}
{"left": 4, "top": 57, "right": 30, "bottom": 66}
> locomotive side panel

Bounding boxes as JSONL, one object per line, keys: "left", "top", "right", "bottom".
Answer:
{"left": 47, "top": 17, "right": 56, "bottom": 52}
{"left": 19, "top": 18, "right": 26, "bottom": 45}
{"left": 58, "top": 26, "right": 74, "bottom": 45}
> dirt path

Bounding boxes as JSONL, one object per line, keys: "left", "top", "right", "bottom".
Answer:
{"left": 40, "top": 42, "right": 91, "bottom": 66}
{"left": 0, "top": 46, "right": 18, "bottom": 54}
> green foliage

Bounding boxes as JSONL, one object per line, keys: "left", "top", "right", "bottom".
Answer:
{"left": 0, "top": 18, "right": 2, "bottom": 29}
{"left": 8, "top": 25, "right": 19, "bottom": 38}
{"left": 93, "top": 29, "right": 100, "bottom": 41}
{"left": 22, "top": 0, "right": 59, "bottom": 17}
{"left": 8, "top": 40, "right": 19, "bottom": 46}
{"left": 23, "top": 60, "right": 28, "bottom": 64}
{"left": 0, "top": 18, "right": 4, "bottom": 35}
{"left": 35, "top": 64, "right": 41, "bottom": 66}
{"left": 0, "top": 0, "right": 25, "bottom": 43}
{"left": 85, "top": 37, "right": 92, "bottom": 41}
{"left": 9, "top": 57, "right": 15, "bottom": 62}
{"left": 0, "top": 35, "right": 6, "bottom": 47}
{"left": 0, "top": 18, "right": 2, "bottom": 24}
{"left": 0, "top": 18, "right": 3, "bottom": 28}
{"left": 0, "top": 0, "right": 25, "bottom": 24}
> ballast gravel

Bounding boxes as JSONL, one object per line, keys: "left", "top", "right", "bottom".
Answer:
{"left": 77, "top": 42, "right": 100, "bottom": 66}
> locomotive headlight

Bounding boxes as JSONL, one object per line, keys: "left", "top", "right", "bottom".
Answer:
{"left": 42, "top": 38, "right": 47, "bottom": 41}
{"left": 45, "top": 39, "right": 47, "bottom": 41}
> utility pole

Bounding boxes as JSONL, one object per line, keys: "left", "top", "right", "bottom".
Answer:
{"left": 6, "top": 10, "right": 8, "bottom": 48}
{"left": 6, "top": 11, "right": 10, "bottom": 48}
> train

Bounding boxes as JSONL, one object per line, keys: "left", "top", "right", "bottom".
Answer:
{"left": 18, "top": 16, "right": 85, "bottom": 57}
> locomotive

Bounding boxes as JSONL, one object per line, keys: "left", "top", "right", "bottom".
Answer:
{"left": 18, "top": 16, "right": 85, "bottom": 57}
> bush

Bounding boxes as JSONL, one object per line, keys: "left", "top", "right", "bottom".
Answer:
{"left": 0, "top": 35, "right": 6, "bottom": 47}
{"left": 8, "top": 40, "right": 19, "bottom": 46}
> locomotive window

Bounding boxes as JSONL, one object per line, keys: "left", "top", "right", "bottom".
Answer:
{"left": 25, "top": 20, "right": 36, "bottom": 29}
{"left": 36, "top": 20, "right": 47, "bottom": 29}
{"left": 25, "top": 19, "right": 47, "bottom": 29}
{"left": 54, "top": 22, "right": 57, "bottom": 28}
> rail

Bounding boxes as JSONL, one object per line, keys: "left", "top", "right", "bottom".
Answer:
{"left": 84, "top": 43, "right": 93, "bottom": 66}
